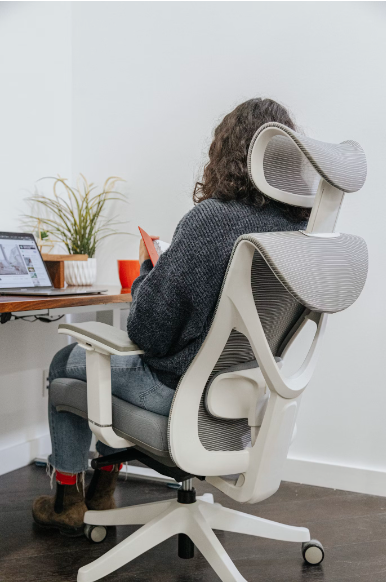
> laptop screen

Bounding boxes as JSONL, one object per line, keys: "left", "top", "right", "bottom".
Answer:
{"left": 0, "top": 232, "right": 52, "bottom": 289}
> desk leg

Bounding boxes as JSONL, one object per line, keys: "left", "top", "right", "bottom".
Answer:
{"left": 96, "top": 307, "right": 121, "bottom": 329}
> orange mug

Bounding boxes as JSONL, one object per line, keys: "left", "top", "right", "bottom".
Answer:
{"left": 117, "top": 260, "right": 140, "bottom": 290}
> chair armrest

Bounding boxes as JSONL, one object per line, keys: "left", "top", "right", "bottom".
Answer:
{"left": 58, "top": 321, "right": 144, "bottom": 356}
{"left": 57, "top": 321, "right": 139, "bottom": 448}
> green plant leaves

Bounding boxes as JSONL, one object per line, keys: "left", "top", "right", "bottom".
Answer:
{"left": 24, "top": 174, "right": 129, "bottom": 257}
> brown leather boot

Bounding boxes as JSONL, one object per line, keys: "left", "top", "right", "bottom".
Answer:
{"left": 85, "top": 465, "right": 121, "bottom": 511}
{"left": 32, "top": 480, "right": 87, "bottom": 536}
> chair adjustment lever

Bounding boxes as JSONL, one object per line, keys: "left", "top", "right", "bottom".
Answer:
{"left": 91, "top": 448, "right": 206, "bottom": 484}
{"left": 91, "top": 449, "right": 139, "bottom": 469}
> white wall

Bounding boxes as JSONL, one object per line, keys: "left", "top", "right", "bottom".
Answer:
{"left": 1, "top": 2, "right": 385, "bottom": 494}
{"left": 0, "top": 2, "right": 72, "bottom": 231}
{"left": 0, "top": 2, "right": 72, "bottom": 472}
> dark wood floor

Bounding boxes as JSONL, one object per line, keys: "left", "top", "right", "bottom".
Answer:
{"left": 1, "top": 465, "right": 386, "bottom": 582}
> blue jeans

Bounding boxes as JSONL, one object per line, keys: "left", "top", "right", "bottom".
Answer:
{"left": 48, "top": 343, "right": 175, "bottom": 474}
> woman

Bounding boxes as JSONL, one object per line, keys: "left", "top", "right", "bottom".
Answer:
{"left": 33, "top": 98, "right": 310, "bottom": 535}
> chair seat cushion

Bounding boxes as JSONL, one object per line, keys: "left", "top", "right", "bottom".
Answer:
{"left": 50, "top": 378, "right": 170, "bottom": 457}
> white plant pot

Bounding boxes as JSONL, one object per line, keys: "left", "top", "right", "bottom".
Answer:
{"left": 65, "top": 258, "right": 97, "bottom": 286}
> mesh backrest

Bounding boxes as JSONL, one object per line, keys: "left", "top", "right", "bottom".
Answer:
{"left": 251, "top": 250, "right": 306, "bottom": 353}
{"left": 263, "top": 135, "right": 320, "bottom": 198}
{"left": 197, "top": 251, "right": 304, "bottom": 452}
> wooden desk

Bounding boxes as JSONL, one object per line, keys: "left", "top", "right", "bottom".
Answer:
{"left": 0, "top": 286, "right": 133, "bottom": 327}
{"left": 0, "top": 286, "right": 132, "bottom": 314}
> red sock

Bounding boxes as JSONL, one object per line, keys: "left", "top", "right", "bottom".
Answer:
{"left": 100, "top": 463, "right": 123, "bottom": 472}
{"left": 56, "top": 471, "right": 77, "bottom": 485}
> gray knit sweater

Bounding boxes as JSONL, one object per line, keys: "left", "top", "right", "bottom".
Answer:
{"left": 127, "top": 199, "right": 307, "bottom": 389}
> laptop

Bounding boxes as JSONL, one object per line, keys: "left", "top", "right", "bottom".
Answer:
{"left": 0, "top": 232, "right": 107, "bottom": 296}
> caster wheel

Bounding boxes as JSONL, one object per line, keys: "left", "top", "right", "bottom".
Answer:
{"left": 84, "top": 524, "right": 107, "bottom": 543}
{"left": 302, "top": 540, "right": 324, "bottom": 565}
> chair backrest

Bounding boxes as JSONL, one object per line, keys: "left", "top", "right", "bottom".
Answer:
{"left": 195, "top": 251, "right": 307, "bottom": 455}
{"left": 167, "top": 123, "right": 368, "bottom": 504}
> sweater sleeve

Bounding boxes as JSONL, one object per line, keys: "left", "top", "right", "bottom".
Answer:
{"left": 127, "top": 205, "right": 227, "bottom": 358}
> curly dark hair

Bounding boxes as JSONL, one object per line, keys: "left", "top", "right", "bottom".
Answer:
{"left": 194, "top": 98, "right": 310, "bottom": 222}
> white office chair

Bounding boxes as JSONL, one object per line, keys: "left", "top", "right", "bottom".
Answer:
{"left": 52, "top": 122, "right": 368, "bottom": 582}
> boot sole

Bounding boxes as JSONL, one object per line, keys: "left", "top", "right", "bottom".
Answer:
{"left": 33, "top": 515, "right": 85, "bottom": 537}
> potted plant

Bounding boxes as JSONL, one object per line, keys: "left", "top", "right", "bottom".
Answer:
{"left": 24, "top": 174, "right": 127, "bottom": 285}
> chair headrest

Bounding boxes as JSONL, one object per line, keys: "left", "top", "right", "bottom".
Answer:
{"left": 248, "top": 122, "right": 367, "bottom": 208}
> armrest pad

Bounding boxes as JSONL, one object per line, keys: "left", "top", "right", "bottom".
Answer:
{"left": 58, "top": 321, "right": 143, "bottom": 355}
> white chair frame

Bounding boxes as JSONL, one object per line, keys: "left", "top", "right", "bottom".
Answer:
{"left": 59, "top": 237, "right": 328, "bottom": 582}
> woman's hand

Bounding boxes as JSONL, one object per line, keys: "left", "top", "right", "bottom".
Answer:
{"left": 139, "top": 236, "right": 159, "bottom": 266}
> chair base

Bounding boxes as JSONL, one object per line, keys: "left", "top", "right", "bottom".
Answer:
{"left": 78, "top": 492, "right": 310, "bottom": 582}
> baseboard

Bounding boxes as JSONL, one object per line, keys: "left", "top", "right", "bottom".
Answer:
{"left": 0, "top": 434, "right": 51, "bottom": 476}
{"left": 284, "top": 456, "right": 386, "bottom": 497}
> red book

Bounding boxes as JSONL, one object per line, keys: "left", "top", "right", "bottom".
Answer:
{"left": 138, "top": 227, "right": 170, "bottom": 267}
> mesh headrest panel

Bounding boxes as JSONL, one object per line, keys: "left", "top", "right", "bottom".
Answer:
{"left": 263, "top": 135, "right": 320, "bottom": 197}
{"left": 249, "top": 122, "right": 367, "bottom": 196}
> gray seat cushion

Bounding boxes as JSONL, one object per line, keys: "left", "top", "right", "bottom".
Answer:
{"left": 50, "top": 378, "right": 170, "bottom": 458}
